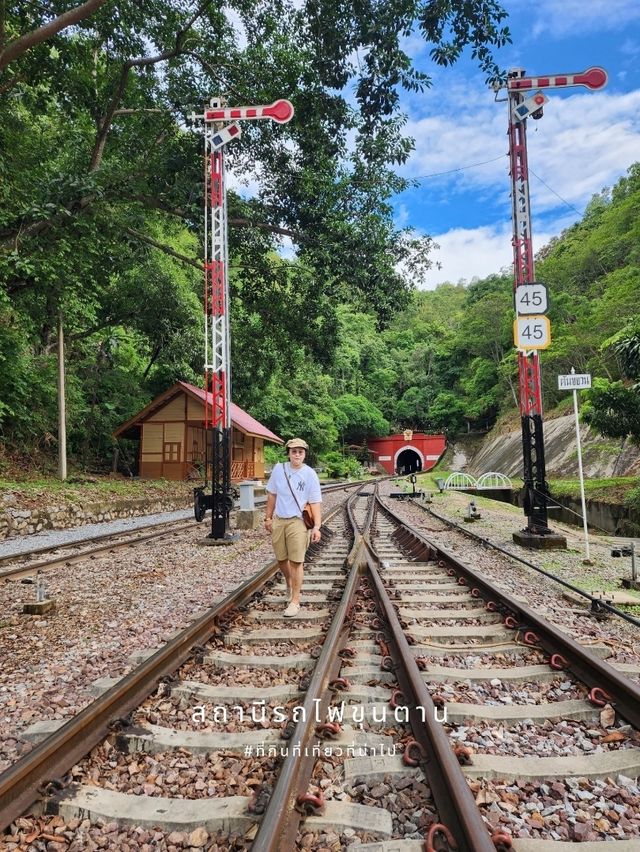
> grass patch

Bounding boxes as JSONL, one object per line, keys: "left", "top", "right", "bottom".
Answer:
{"left": 0, "top": 475, "right": 192, "bottom": 509}
{"left": 548, "top": 476, "right": 640, "bottom": 506}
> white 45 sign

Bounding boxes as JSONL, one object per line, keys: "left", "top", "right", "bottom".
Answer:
{"left": 514, "top": 315, "right": 551, "bottom": 350}
{"left": 515, "top": 283, "right": 548, "bottom": 315}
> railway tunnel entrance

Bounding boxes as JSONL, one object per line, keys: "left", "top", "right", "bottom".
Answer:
{"left": 395, "top": 448, "right": 422, "bottom": 475}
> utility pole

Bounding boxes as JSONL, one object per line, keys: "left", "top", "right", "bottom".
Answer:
{"left": 498, "top": 66, "right": 607, "bottom": 548}
{"left": 192, "top": 98, "right": 294, "bottom": 541}
{"left": 57, "top": 312, "right": 67, "bottom": 481}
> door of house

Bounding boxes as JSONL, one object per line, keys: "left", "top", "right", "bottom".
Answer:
{"left": 163, "top": 442, "right": 183, "bottom": 479}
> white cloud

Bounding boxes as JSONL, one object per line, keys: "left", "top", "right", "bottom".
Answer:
{"left": 402, "top": 88, "right": 640, "bottom": 219}
{"left": 526, "top": 0, "right": 640, "bottom": 38}
{"left": 417, "top": 218, "right": 570, "bottom": 291}
{"left": 520, "top": 89, "right": 640, "bottom": 212}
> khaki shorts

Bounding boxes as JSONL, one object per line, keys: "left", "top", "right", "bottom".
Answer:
{"left": 271, "top": 516, "right": 309, "bottom": 563}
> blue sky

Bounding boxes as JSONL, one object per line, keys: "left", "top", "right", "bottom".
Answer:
{"left": 396, "top": 0, "right": 640, "bottom": 288}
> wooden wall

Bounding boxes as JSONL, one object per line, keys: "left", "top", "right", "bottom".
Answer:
{"left": 138, "top": 391, "right": 269, "bottom": 480}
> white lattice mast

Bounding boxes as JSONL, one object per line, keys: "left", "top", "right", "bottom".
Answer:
{"left": 193, "top": 98, "right": 294, "bottom": 539}
{"left": 498, "top": 66, "right": 607, "bottom": 546}
{"left": 204, "top": 111, "right": 239, "bottom": 434}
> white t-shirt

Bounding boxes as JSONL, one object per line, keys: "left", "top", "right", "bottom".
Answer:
{"left": 266, "top": 462, "right": 322, "bottom": 519}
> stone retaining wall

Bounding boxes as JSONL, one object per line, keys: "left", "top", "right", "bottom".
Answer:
{"left": 485, "top": 489, "right": 640, "bottom": 537}
{"left": 0, "top": 495, "right": 193, "bottom": 540}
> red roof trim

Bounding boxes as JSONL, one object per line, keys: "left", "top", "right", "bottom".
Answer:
{"left": 113, "top": 381, "right": 283, "bottom": 444}
{"left": 178, "top": 382, "right": 283, "bottom": 444}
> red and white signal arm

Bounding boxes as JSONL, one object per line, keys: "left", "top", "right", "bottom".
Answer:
{"left": 515, "top": 282, "right": 548, "bottom": 315}
{"left": 514, "top": 315, "right": 551, "bottom": 350}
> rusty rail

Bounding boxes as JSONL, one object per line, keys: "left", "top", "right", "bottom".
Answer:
{"left": 378, "top": 496, "right": 640, "bottom": 730}
{"left": 250, "top": 487, "right": 366, "bottom": 850}
{"left": 0, "top": 499, "right": 347, "bottom": 832}
{"left": 364, "top": 502, "right": 496, "bottom": 852}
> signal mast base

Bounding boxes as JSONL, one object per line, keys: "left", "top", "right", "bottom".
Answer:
{"left": 512, "top": 529, "right": 567, "bottom": 550}
{"left": 198, "top": 533, "right": 241, "bottom": 547}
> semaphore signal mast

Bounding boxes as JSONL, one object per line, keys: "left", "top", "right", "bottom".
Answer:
{"left": 497, "top": 66, "right": 607, "bottom": 549}
{"left": 192, "top": 97, "right": 294, "bottom": 541}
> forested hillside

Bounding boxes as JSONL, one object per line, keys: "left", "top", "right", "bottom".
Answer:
{"left": 248, "top": 163, "right": 640, "bottom": 452}
{"left": 1, "top": 2, "right": 638, "bottom": 474}
{"left": 0, "top": 0, "right": 510, "bottom": 471}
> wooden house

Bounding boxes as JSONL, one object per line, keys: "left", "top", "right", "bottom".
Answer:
{"left": 113, "top": 381, "right": 283, "bottom": 481}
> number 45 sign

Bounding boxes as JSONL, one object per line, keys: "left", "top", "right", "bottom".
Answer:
{"left": 513, "top": 282, "right": 551, "bottom": 350}
{"left": 514, "top": 315, "right": 551, "bottom": 350}
{"left": 515, "top": 282, "right": 548, "bottom": 314}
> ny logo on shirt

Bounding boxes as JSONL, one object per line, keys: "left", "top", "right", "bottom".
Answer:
{"left": 296, "top": 481, "right": 305, "bottom": 492}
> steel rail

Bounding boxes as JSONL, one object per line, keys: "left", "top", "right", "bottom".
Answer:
{"left": 0, "top": 517, "right": 193, "bottom": 566}
{"left": 0, "top": 498, "right": 348, "bottom": 832}
{"left": 365, "top": 498, "right": 496, "bottom": 852}
{"left": 250, "top": 487, "right": 366, "bottom": 851}
{"left": 0, "top": 521, "right": 196, "bottom": 581}
{"left": 419, "top": 500, "right": 640, "bottom": 628}
{"left": 0, "top": 479, "right": 368, "bottom": 582}
{"left": 379, "top": 497, "right": 640, "bottom": 730}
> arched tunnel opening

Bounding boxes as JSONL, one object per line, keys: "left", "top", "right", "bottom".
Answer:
{"left": 396, "top": 448, "right": 422, "bottom": 475}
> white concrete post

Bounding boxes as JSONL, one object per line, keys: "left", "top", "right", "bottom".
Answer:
{"left": 239, "top": 481, "right": 255, "bottom": 511}
{"left": 571, "top": 367, "right": 590, "bottom": 562}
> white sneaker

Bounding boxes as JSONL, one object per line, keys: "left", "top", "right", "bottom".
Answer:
{"left": 283, "top": 602, "right": 301, "bottom": 617}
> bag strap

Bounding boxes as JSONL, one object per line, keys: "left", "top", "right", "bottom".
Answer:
{"left": 282, "top": 462, "right": 304, "bottom": 515}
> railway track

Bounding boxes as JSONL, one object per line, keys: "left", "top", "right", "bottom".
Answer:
{"left": 2, "top": 484, "right": 640, "bottom": 848}
{"left": 0, "top": 480, "right": 362, "bottom": 582}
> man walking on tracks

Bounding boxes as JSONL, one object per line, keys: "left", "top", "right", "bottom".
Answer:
{"left": 264, "top": 438, "right": 322, "bottom": 617}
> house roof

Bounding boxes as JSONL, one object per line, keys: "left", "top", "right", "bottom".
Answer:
{"left": 113, "top": 381, "right": 283, "bottom": 444}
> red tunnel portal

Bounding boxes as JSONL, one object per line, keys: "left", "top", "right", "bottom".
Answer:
{"left": 367, "top": 433, "right": 447, "bottom": 476}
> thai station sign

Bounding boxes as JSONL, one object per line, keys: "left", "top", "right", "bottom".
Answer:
{"left": 558, "top": 373, "right": 592, "bottom": 390}
{"left": 558, "top": 368, "right": 593, "bottom": 562}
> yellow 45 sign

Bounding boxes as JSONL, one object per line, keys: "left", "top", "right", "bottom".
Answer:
{"left": 513, "top": 315, "right": 551, "bottom": 350}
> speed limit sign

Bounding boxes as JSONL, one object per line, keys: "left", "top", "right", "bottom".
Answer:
{"left": 515, "top": 282, "right": 548, "bottom": 315}
{"left": 513, "top": 315, "right": 551, "bottom": 350}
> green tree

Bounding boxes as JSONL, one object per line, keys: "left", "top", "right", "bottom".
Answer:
{"left": 334, "top": 394, "right": 389, "bottom": 445}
